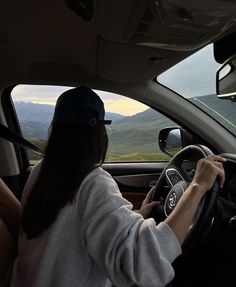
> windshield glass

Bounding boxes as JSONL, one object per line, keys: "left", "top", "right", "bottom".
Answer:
{"left": 157, "top": 44, "right": 236, "bottom": 136}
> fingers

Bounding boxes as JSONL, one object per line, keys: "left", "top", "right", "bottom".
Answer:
{"left": 195, "top": 155, "right": 226, "bottom": 191}
{"left": 143, "top": 186, "right": 156, "bottom": 203}
{"left": 215, "top": 163, "right": 225, "bottom": 188}
{"left": 204, "top": 155, "right": 226, "bottom": 188}
{"left": 205, "top": 155, "right": 226, "bottom": 163}
{"left": 147, "top": 201, "right": 160, "bottom": 209}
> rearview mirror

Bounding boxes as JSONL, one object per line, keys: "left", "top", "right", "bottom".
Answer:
{"left": 159, "top": 127, "right": 193, "bottom": 157}
{"left": 216, "top": 55, "right": 236, "bottom": 100}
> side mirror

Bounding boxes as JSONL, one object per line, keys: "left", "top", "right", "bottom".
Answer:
{"left": 216, "top": 55, "right": 236, "bottom": 100}
{"left": 159, "top": 127, "right": 193, "bottom": 157}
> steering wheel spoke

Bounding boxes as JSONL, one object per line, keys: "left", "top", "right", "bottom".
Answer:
{"left": 165, "top": 167, "right": 188, "bottom": 187}
{"left": 164, "top": 180, "right": 189, "bottom": 216}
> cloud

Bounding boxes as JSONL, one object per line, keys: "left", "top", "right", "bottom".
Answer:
{"left": 11, "top": 85, "right": 147, "bottom": 116}
{"left": 11, "top": 85, "right": 70, "bottom": 105}
{"left": 94, "top": 90, "right": 147, "bottom": 115}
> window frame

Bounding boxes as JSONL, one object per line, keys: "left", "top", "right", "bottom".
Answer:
{"left": 6, "top": 83, "right": 213, "bottom": 165}
{"left": 2, "top": 85, "right": 30, "bottom": 170}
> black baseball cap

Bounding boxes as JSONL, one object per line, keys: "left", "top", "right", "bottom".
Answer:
{"left": 52, "top": 86, "right": 112, "bottom": 126}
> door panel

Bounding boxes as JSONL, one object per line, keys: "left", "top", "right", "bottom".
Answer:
{"left": 103, "top": 162, "right": 167, "bottom": 209}
{"left": 25, "top": 162, "right": 167, "bottom": 210}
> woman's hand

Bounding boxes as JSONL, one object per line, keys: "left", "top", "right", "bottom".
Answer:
{"left": 191, "top": 155, "right": 226, "bottom": 194}
{"left": 139, "top": 187, "right": 160, "bottom": 219}
{"left": 165, "top": 154, "right": 226, "bottom": 245}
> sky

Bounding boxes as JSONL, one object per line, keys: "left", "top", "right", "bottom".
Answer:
{"left": 157, "top": 44, "right": 221, "bottom": 98}
{"left": 11, "top": 85, "right": 148, "bottom": 116}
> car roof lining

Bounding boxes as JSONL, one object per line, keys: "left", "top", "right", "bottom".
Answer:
{"left": 1, "top": 0, "right": 236, "bottom": 92}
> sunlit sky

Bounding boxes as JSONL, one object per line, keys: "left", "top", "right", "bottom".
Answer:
{"left": 11, "top": 85, "right": 147, "bottom": 116}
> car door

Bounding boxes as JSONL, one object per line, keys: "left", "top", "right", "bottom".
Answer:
{"left": 103, "top": 162, "right": 167, "bottom": 209}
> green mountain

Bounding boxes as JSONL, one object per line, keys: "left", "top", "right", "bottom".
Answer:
{"left": 16, "top": 102, "right": 176, "bottom": 160}
{"left": 16, "top": 95, "right": 236, "bottom": 162}
{"left": 15, "top": 101, "right": 125, "bottom": 140}
{"left": 189, "top": 94, "right": 236, "bottom": 134}
{"left": 109, "top": 109, "right": 175, "bottom": 154}
{"left": 14, "top": 102, "right": 124, "bottom": 124}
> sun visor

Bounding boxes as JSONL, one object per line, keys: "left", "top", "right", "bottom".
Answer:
{"left": 97, "top": 38, "right": 191, "bottom": 83}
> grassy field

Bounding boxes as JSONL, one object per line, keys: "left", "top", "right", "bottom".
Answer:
{"left": 29, "top": 151, "right": 170, "bottom": 164}
{"left": 26, "top": 117, "right": 174, "bottom": 163}
{"left": 27, "top": 140, "right": 170, "bottom": 164}
{"left": 106, "top": 152, "right": 170, "bottom": 162}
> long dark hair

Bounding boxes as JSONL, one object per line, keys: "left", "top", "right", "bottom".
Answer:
{"left": 22, "top": 121, "right": 108, "bottom": 240}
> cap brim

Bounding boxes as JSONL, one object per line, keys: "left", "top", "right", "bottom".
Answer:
{"left": 102, "top": 120, "right": 112, "bottom": 125}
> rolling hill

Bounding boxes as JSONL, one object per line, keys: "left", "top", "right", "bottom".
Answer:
{"left": 14, "top": 95, "right": 236, "bottom": 161}
{"left": 15, "top": 102, "right": 125, "bottom": 139}
{"left": 14, "top": 101, "right": 176, "bottom": 158}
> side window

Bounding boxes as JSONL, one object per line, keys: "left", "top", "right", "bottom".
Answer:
{"left": 11, "top": 85, "right": 178, "bottom": 163}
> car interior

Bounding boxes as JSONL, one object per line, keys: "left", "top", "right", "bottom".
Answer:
{"left": 1, "top": 0, "right": 236, "bottom": 286}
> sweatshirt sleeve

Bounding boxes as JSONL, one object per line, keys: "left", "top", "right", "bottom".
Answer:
{"left": 78, "top": 168, "right": 182, "bottom": 287}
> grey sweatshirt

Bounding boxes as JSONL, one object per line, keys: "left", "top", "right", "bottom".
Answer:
{"left": 10, "top": 162, "right": 181, "bottom": 287}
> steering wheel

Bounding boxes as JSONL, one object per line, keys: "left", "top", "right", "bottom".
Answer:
{"left": 152, "top": 144, "right": 220, "bottom": 249}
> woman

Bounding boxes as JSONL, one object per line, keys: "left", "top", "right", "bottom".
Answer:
{"left": 10, "top": 86, "right": 225, "bottom": 287}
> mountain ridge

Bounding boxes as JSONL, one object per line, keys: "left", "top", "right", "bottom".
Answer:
{"left": 14, "top": 95, "right": 236, "bottom": 156}
{"left": 14, "top": 101, "right": 125, "bottom": 123}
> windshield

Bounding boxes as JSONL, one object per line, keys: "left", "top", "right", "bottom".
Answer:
{"left": 157, "top": 44, "right": 236, "bottom": 136}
